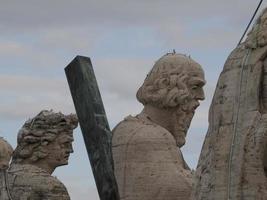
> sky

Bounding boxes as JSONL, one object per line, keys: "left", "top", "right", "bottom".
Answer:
{"left": 1, "top": 0, "right": 267, "bottom": 199}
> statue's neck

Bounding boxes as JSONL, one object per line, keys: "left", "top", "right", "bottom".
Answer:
{"left": 141, "top": 105, "right": 176, "bottom": 134}
{"left": 141, "top": 104, "right": 186, "bottom": 147}
{"left": 33, "top": 162, "right": 55, "bottom": 175}
{"left": 16, "top": 160, "right": 55, "bottom": 175}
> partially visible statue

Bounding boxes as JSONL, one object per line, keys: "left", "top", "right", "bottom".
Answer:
{"left": 112, "top": 53, "right": 206, "bottom": 200}
{"left": 0, "top": 138, "right": 13, "bottom": 170}
{"left": 7, "top": 110, "right": 78, "bottom": 200}
{"left": 0, "top": 138, "right": 13, "bottom": 200}
{"left": 194, "top": 7, "right": 267, "bottom": 200}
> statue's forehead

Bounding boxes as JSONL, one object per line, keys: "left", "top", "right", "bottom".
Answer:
{"left": 158, "top": 65, "right": 205, "bottom": 82}
{"left": 186, "top": 67, "right": 205, "bottom": 76}
{"left": 57, "top": 133, "right": 74, "bottom": 143}
{"left": 151, "top": 54, "right": 205, "bottom": 82}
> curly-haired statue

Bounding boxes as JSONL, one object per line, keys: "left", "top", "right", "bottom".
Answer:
{"left": 112, "top": 52, "right": 205, "bottom": 200}
{"left": 6, "top": 110, "right": 78, "bottom": 200}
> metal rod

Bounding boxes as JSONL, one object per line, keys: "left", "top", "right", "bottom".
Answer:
{"left": 237, "top": 0, "right": 264, "bottom": 46}
{"left": 65, "top": 56, "right": 120, "bottom": 200}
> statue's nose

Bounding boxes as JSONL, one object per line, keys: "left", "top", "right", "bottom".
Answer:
{"left": 69, "top": 145, "right": 74, "bottom": 153}
{"left": 196, "top": 88, "right": 205, "bottom": 101}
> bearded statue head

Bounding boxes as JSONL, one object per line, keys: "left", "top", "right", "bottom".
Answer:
{"left": 137, "top": 53, "right": 205, "bottom": 147}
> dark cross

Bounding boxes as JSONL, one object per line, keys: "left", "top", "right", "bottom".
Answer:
{"left": 65, "top": 56, "right": 120, "bottom": 200}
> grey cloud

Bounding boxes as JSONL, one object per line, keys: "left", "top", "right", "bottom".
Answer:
{"left": 1, "top": 0, "right": 266, "bottom": 38}
{"left": 0, "top": 40, "right": 65, "bottom": 69}
{"left": 1, "top": 0, "right": 265, "bottom": 72}
{"left": 0, "top": 27, "right": 99, "bottom": 69}
{"left": 0, "top": 99, "right": 74, "bottom": 121}
{"left": 0, "top": 74, "right": 75, "bottom": 120}
{"left": 161, "top": 26, "right": 242, "bottom": 50}
{"left": 0, "top": 41, "right": 26, "bottom": 56}
{"left": 94, "top": 58, "right": 151, "bottom": 98}
{"left": 0, "top": 74, "right": 66, "bottom": 92}
{"left": 0, "top": 67, "right": 143, "bottom": 122}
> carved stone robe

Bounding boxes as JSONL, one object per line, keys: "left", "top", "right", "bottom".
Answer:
{"left": 193, "top": 39, "right": 267, "bottom": 199}
{"left": 0, "top": 170, "right": 10, "bottom": 200}
{"left": 112, "top": 113, "right": 192, "bottom": 200}
{"left": 7, "top": 164, "right": 70, "bottom": 200}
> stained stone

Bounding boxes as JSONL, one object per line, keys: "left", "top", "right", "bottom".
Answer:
{"left": 0, "top": 137, "right": 13, "bottom": 200}
{"left": 4, "top": 110, "right": 78, "bottom": 200}
{"left": 193, "top": 7, "right": 267, "bottom": 200}
{"left": 112, "top": 53, "right": 206, "bottom": 200}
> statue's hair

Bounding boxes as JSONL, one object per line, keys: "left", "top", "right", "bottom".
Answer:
{"left": 136, "top": 53, "right": 202, "bottom": 108}
{"left": 245, "top": 7, "right": 267, "bottom": 48}
{"left": 12, "top": 110, "right": 78, "bottom": 163}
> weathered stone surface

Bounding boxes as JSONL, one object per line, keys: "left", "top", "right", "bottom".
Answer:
{"left": 0, "top": 138, "right": 13, "bottom": 200}
{"left": 65, "top": 56, "right": 120, "bottom": 200}
{"left": 8, "top": 164, "right": 70, "bottom": 200}
{"left": 193, "top": 7, "right": 267, "bottom": 200}
{"left": 5, "top": 110, "right": 78, "bottom": 200}
{"left": 112, "top": 53, "right": 205, "bottom": 200}
{"left": 0, "top": 138, "right": 13, "bottom": 170}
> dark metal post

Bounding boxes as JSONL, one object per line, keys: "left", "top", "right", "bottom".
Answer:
{"left": 65, "top": 56, "right": 120, "bottom": 200}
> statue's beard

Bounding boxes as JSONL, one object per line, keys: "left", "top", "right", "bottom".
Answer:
{"left": 172, "top": 99, "right": 199, "bottom": 147}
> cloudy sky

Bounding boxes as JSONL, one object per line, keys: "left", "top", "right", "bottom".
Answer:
{"left": 1, "top": 0, "right": 267, "bottom": 199}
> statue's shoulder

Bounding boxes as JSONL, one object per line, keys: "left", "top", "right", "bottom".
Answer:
{"left": 8, "top": 164, "right": 70, "bottom": 200}
{"left": 112, "top": 114, "right": 177, "bottom": 153}
{"left": 112, "top": 114, "right": 173, "bottom": 142}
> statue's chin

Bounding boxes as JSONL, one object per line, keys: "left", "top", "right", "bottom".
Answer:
{"left": 176, "top": 138, "right": 185, "bottom": 148}
{"left": 172, "top": 104, "right": 195, "bottom": 147}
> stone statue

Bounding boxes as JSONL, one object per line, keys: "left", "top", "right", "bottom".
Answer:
{"left": 0, "top": 138, "right": 13, "bottom": 200}
{"left": 112, "top": 53, "right": 206, "bottom": 200}
{"left": 0, "top": 138, "right": 13, "bottom": 170}
{"left": 193, "top": 7, "right": 267, "bottom": 200}
{"left": 6, "top": 110, "right": 78, "bottom": 200}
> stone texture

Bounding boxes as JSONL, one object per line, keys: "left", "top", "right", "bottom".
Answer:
{"left": 0, "top": 137, "right": 13, "bottom": 170}
{"left": 7, "top": 164, "right": 70, "bottom": 200}
{"left": 0, "top": 138, "right": 13, "bottom": 200}
{"left": 4, "top": 110, "right": 78, "bottom": 200}
{"left": 112, "top": 53, "right": 205, "bottom": 200}
{"left": 193, "top": 7, "right": 267, "bottom": 200}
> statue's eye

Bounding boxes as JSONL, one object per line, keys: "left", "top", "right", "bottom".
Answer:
{"left": 60, "top": 142, "right": 70, "bottom": 148}
{"left": 191, "top": 85, "right": 199, "bottom": 90}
